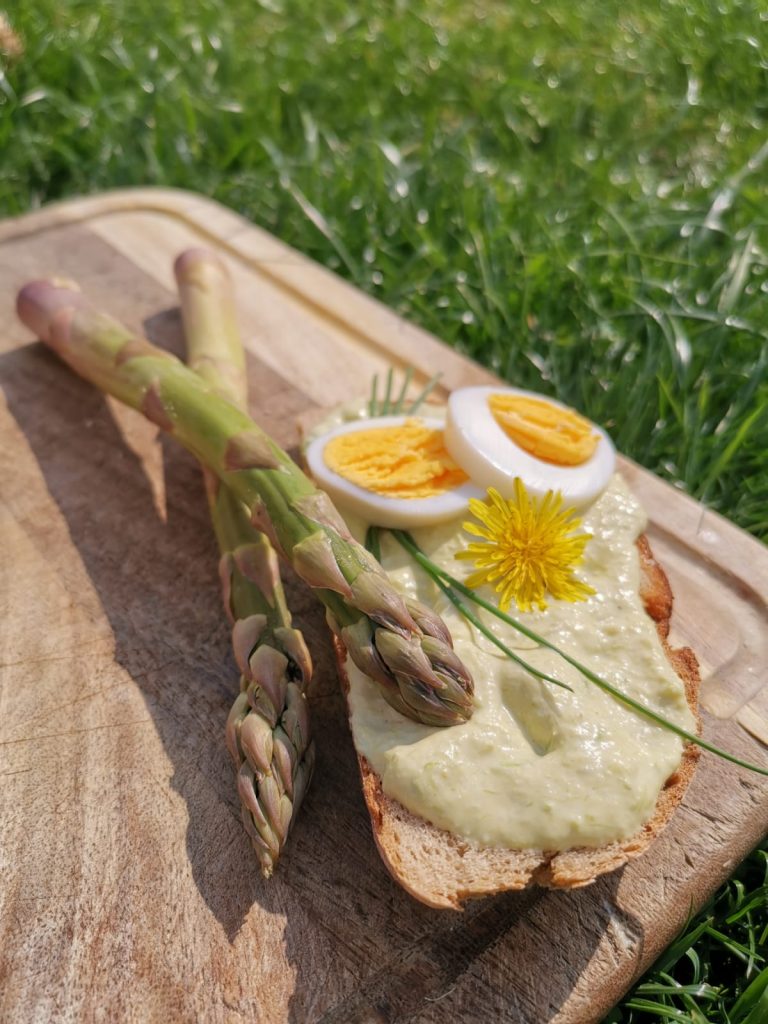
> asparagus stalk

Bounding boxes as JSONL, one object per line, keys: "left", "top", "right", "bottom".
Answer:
{"left": 17, "top": 280, "right": 474, "bottom": 727}
{"left": 174, "top": 249, "right": 248, "bottom": 409}
{"left": 174, "top": 248, "right": 314, "bottom": 877}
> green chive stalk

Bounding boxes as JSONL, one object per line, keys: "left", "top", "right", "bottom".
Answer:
{"left": 392, "top": 529, "right": 768, "bottom": 779}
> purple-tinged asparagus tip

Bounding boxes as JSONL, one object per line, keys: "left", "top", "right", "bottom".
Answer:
{"left": 173, "top": 247, "right": 227, "bottom": 282}
{"left": 16, "top": 279, "right": 84, "bottom": 343}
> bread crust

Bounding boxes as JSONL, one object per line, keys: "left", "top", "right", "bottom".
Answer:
{"left": 334, "top": 533, "right": 701, "bottom": 909}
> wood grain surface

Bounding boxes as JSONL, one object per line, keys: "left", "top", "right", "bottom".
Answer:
{"left": 0, "top": 188, "right": 766, "bottom": 1024}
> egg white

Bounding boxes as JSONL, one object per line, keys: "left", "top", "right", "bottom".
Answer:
{"left": 444, "top": 385, "right": 616, "bottom": 508}
{"left": 304, "top": 415, "right": 482, "bottom": 529}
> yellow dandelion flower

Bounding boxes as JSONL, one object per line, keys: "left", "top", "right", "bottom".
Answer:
{"left": 455, "top": 479, "right": 595, "bottom": 613}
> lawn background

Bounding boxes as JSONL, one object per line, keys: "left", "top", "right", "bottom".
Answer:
{"left": 2, "top": 2, "right": 767, "bottom": 1020}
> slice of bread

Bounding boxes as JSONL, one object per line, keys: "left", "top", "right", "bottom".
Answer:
{"left": 334, "top": 533, "right": 701, "bottom": 909}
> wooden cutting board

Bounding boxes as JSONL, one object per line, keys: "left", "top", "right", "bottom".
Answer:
{"left": 1, "top": 188, "right": 766, "bottom": 1024}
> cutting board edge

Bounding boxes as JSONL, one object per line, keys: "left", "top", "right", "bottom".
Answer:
{"left": 5, "top": 188, "right": 766, "bottom": 574}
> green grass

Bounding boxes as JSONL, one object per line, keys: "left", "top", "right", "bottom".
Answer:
{"left": 2, "top": 2, "right": 766, "bottom": 1019}
{"left": 606, "top": 847, "right": 768, "bottom": 1024}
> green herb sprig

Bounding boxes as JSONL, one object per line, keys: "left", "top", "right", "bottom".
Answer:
{"left": 391, "top": 529, "right": 768, "bottom": 780}
{"left": 368, "top": 369, "right": 442, "bottom": 417}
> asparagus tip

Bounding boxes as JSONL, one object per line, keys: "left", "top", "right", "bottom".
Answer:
{"left": 17, "top": 278, "right": 84, "bottom": 342}
{"left": 173, "top": 247, "right": 228, "bottom": 283}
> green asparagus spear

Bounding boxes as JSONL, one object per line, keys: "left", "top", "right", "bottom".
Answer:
{"left": 17, "top": 279, "right": 474, "bottom": 727}
{"left": 174, "top": 249, "right": 248, "bottom": 409}
{"left": 175, "top": 248, "right": 314, "bottom": 877}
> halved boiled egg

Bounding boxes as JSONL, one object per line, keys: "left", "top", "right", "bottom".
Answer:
{"left": 445, "top": 386, "right": 616, "bottom": 508}
{"left": 304, "top": 416, "right": 482, "bottom": 528}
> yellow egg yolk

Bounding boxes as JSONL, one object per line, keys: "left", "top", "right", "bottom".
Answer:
{"left": 323, "top": 419, "right": 469, "bottom": 499}
{"left": 488, "top": 394, "right": 599, "bottom": 466}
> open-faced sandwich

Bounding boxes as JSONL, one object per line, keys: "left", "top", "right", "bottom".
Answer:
{"left": 28, "top": 274, "right": 751, "bottom": 914}
{"left": 304, "top": 382, "right": 701, "bottom": 909}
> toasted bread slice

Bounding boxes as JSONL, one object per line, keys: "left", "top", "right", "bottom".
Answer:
{"left": 334, "top": 534, "right": 701, "bottom": 909}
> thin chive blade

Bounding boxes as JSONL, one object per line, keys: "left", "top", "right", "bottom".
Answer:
{"left": 392, "top": 366, "right": 414, "bottom": 414}
{"left": 364, "top": 524, "right": 381, "bottom": 562}
{"left": 381, "top": 367, "right": 394, "bottom": 415}
{"left": 407, "top": 372, "right": 443, "bottom": 414}
{"left": 368, "top": 373, "right": 379, "bottom": 417}
{"left": 426, "top": 568, "right": 573, "bottom": 692}
{"left": 392, "top": 530, "right": 768, "bottom": 779}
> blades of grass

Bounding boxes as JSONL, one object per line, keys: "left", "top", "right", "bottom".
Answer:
{"left": 684, "top": 947, "right": 702, "bottom": 981}
{"left": 391, "top": 366, "right": 414, "bottom": 414}
{"left": 718, "top": 231, "right": 756, "bottom": 313}
{"left": 636, "top": 981, "right": 720, "bottom": 998}
{"left": 630, "top": 294, "right": 687, "bottom": 389}
{"left": 393, "top": 532, "right": 768, "bottom": 778}
{"left": 697, "top": 398, "right": 767, "bottom": 499}
{"left": 653, "top": 918, "right": 714, "bottom": 975}
{"left": 285, "top": 181, "right": 359, "bottom": 278}
{"left": 731, "top": 878, "right": 747, "bottom": 906}
{"left": 675, "top": 991, "right": 718, "bottom": 1023}
{"left": 623, "top": 998, "right": 704, "bottom": 1022}
{"left": 406, "top": 372, "right": 442, "bottom": 414}
{"left": 656, "top": 372, "right": 685, "bottom": 428}
{"left": 731, "top": 965, "right": 768, "bottom": 1024}
{"left": 704, "top": 925, "right": 759, "bottom": 962}
{"left": 728, "top": 891, "right": 768, "bottom": 924}
{"left": 737, "top": 993, "right": 768, "bottom": 1024}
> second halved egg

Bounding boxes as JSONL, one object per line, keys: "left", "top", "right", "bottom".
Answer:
{"left": 444, "top": 386, "right": 616, "bottom": 508}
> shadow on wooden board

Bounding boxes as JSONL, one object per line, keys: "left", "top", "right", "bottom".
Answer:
{"left": 1, "top": 322, "right": 638, "bottom": 1024}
